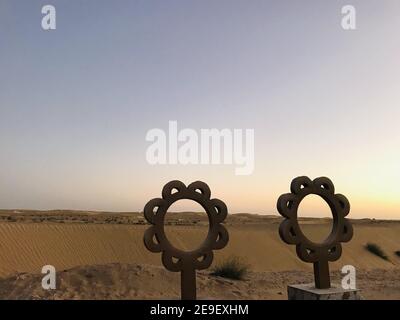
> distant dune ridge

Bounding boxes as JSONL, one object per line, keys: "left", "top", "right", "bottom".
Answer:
{"left": 0, "top": 210, "right": 399, "bottom": 299}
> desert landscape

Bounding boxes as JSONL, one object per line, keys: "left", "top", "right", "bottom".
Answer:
{"left": 0, "top": 210, "right": 399, "bottom": 300}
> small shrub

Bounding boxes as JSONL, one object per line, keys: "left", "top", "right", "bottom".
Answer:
{"left": 211, "top": 256, "right": 249, "bottom": 280}
{"left": 365, "top": 243, "right": 388, "bottom": 261}
{"left": 395, "top": 251, "right": 400, "bottom": 258}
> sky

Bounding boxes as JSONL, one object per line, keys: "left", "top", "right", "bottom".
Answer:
{"left": 0, "top": 0, "right": 399, "bottom": 219}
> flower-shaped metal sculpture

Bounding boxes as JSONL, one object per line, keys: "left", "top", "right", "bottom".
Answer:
{"left": 277, "top": 176, "right": 353, "bottom": 289}
{"left": 143, "top": 180, "right": 229, "bottom": 300}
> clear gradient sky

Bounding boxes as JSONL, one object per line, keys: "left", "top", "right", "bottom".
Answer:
{"left": 0, "top": 1, "right": 399, "bottom": 219}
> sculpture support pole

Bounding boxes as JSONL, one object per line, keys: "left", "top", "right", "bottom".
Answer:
{"left": 313, "top": 260, "right": 330, "bottom": 289}
{"left": 181, "top": 268, "right": 196, "bottom": 300}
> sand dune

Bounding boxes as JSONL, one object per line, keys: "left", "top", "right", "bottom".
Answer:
{"left": 0, "top": 218, "right": 399, "bottom": 277}
{"left": 0, "top": 211, "right": 399, "bottom": 299}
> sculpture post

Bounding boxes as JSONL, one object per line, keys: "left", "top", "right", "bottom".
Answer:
{"left": 277, "top": 176, "right": 360, "bottom": 299}
{"left": 143, "top": 180, "right": 229, "bottom": 300}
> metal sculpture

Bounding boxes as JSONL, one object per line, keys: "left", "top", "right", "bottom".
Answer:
{"left": 277, "top": 176, "right": 353, "bottom": 289}
{"left": 143, "top": 180, "right": 229, "bottom": 300}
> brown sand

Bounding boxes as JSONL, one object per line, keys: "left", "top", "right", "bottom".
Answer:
{"left": 0, "top": 210, "right": 399, "bottom": 299}
{"left": 0, "top": 264, "right": 399, "bottom": 300}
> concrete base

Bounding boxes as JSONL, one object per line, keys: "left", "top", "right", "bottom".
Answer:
{"left": 288, "top": 283, "right": 361, "bottom": 300}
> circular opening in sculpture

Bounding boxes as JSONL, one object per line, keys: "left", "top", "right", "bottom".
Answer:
{"left": 297, "top": 194, "right": 334, "bottom": 243}
{"left": 164, "top": 199, "right": 210, "bottom": 252}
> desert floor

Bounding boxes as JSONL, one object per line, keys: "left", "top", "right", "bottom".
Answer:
{"left": 0, "top": 210, "right": 399, "bottom": 300}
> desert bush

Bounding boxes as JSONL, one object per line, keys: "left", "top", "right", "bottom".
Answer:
{"left": 211, "top": 256, "right": 249, "bottom": 280}
{"left": 395, "top": 251, "right": 400, "bottom": 258}
{"left": 365, "top": 243, "right": 388, "bottom": 261}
